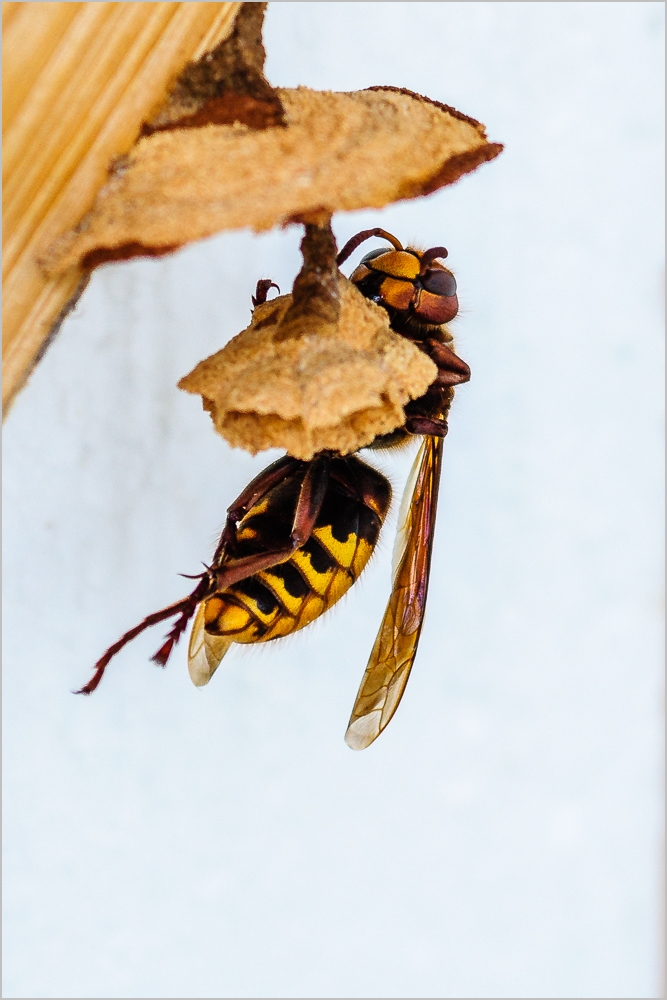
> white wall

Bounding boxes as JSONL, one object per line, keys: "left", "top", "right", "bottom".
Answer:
{"left": 3, "top": 3, "right": 663, "bottom": 997}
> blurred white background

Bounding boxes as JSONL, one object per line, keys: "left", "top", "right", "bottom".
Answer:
{"left": 3, "top": 3, "right": 664, "bottom": 997}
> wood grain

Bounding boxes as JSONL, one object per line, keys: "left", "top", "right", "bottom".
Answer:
{"left": 2, "top": 1, "right": 241, "bottom": 416}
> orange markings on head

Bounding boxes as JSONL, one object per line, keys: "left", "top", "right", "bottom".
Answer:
{"left": 380, "top": 276, "right": 416, "bottom": 312}
{"left": 367, "top": 250, "right": 421, "bottom": 281}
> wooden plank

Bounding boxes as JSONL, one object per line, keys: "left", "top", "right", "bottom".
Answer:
{"left": 2, "top": 1, "right": 241, "bottom": 416}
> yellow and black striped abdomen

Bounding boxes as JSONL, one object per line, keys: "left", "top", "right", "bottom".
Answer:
{"left": 204, "top": 456, "right": 391, "bottom": 645}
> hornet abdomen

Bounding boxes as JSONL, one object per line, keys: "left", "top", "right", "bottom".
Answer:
{"left": 204, "top": 455, "right": 391, "bottom": 644}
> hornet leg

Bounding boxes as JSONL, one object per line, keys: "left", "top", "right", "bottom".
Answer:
{"left": 213, "top": 452, "right": 331, "bottom": 591}
{"left": 76, "top": 454, "right": 331, "bottom": 693}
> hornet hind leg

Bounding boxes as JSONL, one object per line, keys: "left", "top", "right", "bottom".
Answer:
{"left": 76, "top": 454, "right": 331, "bottom": 694}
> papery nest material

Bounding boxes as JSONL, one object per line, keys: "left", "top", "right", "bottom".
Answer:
{"left": 43, "top": 86, "right": 502, "bottom": 274}
{"left": 178, "top": 275, "right": 438, "bottom": 461}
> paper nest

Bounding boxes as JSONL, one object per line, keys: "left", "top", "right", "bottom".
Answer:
{"left": 43, "top": 87, "right": 502, "bottom": 274}
{"left": 178, "top": 276, "right": 438, "bottom": 461}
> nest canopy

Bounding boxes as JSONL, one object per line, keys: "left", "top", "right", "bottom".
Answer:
{"left": 178, "top": 276, "right": 438, "bottom": 461}
{"left": 44, "top": 86, "right": 502, "bottom": 274}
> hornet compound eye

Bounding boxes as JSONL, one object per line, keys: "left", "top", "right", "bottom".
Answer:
{"left": 420, "top": 269, "right": 457, "bottom": 298}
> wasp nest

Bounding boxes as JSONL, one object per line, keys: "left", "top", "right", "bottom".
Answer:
{"left": 43, "top": 84, "right": 502, "bottom": 274}
{"left": 6, "top": 2, "right": 502, "bottom": 421}
{"left": 178, "top": 254, "right": 437, "bottom": 461}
